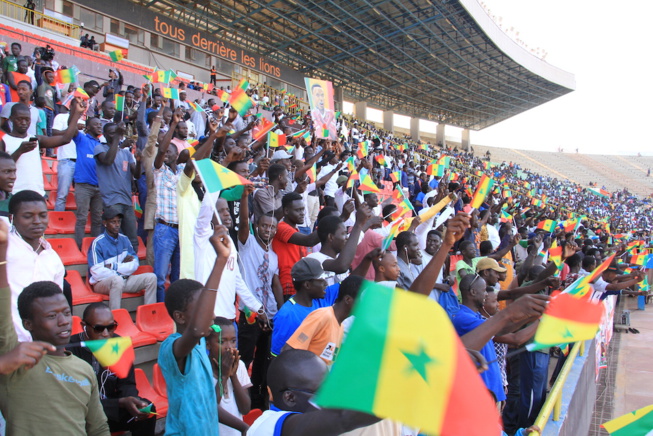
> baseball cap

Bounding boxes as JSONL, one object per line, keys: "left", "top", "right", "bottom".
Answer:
{"left": 604, "top": 266, "right": 620, "bottom": 274}
{"left": 292, "top": 258, "right": 324, "bottom": 282}
{"left": 102, "top": 207, "right": 124, "bottom": 221}
{"left": 272, "top": 150, "right": 293, "bottom": 160}
{"left": 336, "top": 175, "right": 348, "bottom": 185}
{"left": 476, "top": 258, "right": 507, "bottom": 273}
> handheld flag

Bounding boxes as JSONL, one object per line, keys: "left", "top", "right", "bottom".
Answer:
{"left": 229, "top": 79, "right": 252, "bottom": 116}
{"left": 346, "top": 168, "right": 360, "bottom": 189}
{"left": 253, "top": 118, "right": 275, "bottom": 141}
{"left": 315, "top": 282, "right": 499, "bottom": 435}
{"left": 358, "top": 174, "right": 381, "bottom": 194}
{"left": 470, "top": 174, "right": 494, "bottom": 209}
{"left": 114, "top": 94, "right": 125, "bottom": 112}
{"left": 526, "top": 292, "right": 604, "bottom": 351}
{"left": 268, "top": 131, "right": 287, "bottom": 148}
{"left": 74, "top": 87, "right": 89, "bottom": 100}
{"left": 193, "top": 158, "right": 252, "bottom": 193}
{"left": 390, "top": 171, "right": 401, "bottom": 184}
{"left": 357, "top": 141, "right": 369, "bottom": 159}
{"left": 55, "top": 68, "right": 77, "bottom": 84}
{"left": 374, "top": 154, "right": 388, "bottom": 167}
{"left": 83, "top": 337, "right": 134, "bottom": 378}
{"left": 562, "top": 253, "right": 616, "bottom": 299}
{"left": 108, "top": 49, "right": 124, "bottom": 62}
{"left": 549, "top": 240, "right": 563, "bottom": 275}
{"left": 162, "top": 88, "right": 180, "bottom": 100}
{"left": 307, "top": 163, "right": 317, "bottom": 183}
{"left": 602, "top": 404, "right": 653, "bottom": 435}
{"left": 537, "top": 220, "right": 558, "bottom": 232}
{"left": 382, "top": 220, "right": 403, "bottom": 251}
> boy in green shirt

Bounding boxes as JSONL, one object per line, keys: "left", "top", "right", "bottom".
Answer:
{"left": 0, "top": 219, "right": 110, "bottom": 435}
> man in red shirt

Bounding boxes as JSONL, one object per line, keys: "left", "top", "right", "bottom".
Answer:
{"left": 272, "top": 192, "right": 319, "bottom": 301}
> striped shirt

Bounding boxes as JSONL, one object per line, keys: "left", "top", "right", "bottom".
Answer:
{"left": 154, "top": 163, "right": 185, "bottom": 224}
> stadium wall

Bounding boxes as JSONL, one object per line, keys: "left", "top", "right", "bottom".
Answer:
{"left": 69, "top": 0, "right": 306, "bottom": 89}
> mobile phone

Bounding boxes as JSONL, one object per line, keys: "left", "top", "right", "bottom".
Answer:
{"left": 29, "top": 137, "right": 37, "bottom": 142}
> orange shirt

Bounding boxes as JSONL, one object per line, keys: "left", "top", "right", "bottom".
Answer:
{"left": 9, "top": 72, "right": 30, "bottom": 102}
{"left": 286, "top": 306, "right": 343, "bottom": 366}
{"left": 272, "top": 220, "right": 307, "bottom": 296}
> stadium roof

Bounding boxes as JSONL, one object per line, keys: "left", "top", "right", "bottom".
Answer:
{"left": 141, "top": 0, "right": 576, "bottom": 130}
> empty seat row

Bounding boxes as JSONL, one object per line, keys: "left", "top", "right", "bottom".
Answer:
{"left": 70, "top": 303, "right": 174, "bottom": 347}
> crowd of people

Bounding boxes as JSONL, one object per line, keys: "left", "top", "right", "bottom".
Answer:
{"left": 0, "top": 37, "right": 650, "bottom": 436}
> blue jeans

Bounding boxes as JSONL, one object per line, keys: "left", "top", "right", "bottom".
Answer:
{"left": 518, "top": 351, "right": 550, "bottom": 428}
{"left": 55, "top": 159, "right": 75, "bottom": 211}
{"left": 153, "top": 222, "right": 180, "bottom": 302}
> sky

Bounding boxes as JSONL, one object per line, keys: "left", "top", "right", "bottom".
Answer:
{"left": 347, "top": 1, "right": 653, "bottom": 156}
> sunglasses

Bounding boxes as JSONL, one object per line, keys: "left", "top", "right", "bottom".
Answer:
{"left": 470, "top": 273, "right": 482, "bottom": 288}
{"left": 85, "top": 322, "right": 118, "bottom": 334}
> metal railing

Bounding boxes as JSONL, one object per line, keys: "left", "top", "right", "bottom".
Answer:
{"left": 0, "top": 0, "right": 79, "bottom": 39}
{"left": 531, "top": 341, "right": 586, "bottom": 436}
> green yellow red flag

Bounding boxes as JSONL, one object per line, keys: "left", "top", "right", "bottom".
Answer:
{"left": 83, "top": 337, "right": 134, "bottom": 378}
{"left": 470, "top": 174, "right": 494, "bottom": 209}
{"left": 602, "top": 404, "right": 653, "bottom": 435}
{"left": 315, "top": 282, "right": 499, "bottom": 435}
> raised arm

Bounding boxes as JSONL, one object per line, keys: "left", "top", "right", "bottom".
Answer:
{"left": 321, "top": 204, "right": 371, "bottom": 274}
{"left": 38, "top": 99, "right": 84, "bottom": 148}
{"left": 95, "top": 123, "right": 125, "bottom": 166}
{"left": 172, "top": 226, "right": 230, "bottom": 368}
{"left": 238, "top": 185, "right": 255, "bottom": 245}
{"left": 410, "top": 214, "right": 470, "bottom": 296}
{"left": 154, "top": 109, "right": 180, "bottom": 170}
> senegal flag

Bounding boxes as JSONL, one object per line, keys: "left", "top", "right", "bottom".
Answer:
{"left": 108, "top": 49, "right": 124, "bottom": 62}
{"left": 307, "top": 163, "right": 317, "bottom": 183}
{"left": 358, "top": 174, "right": 381, "bottom": 194}
{"left": 526, "top": 292, "right": 603, "bottom": 351}
{"left": 83, "top": 337, "right": 134, "bottom": 378}
{"left": 193, "top": 158, "right": 251, "bottom": 194}
{"left": 357, "top": 141, "right": 369, "bottom": 159}
{"left": 470, "top": 174, "right": 494, "bottom": 209}
{"left": 602, "top": 404, "right": 653, "bottom": 435}
{"left": 537, "top": 219, "right": 558, "bottom": 232}
{"left": 315, "top": 283, "right": 499, "bottom": 435}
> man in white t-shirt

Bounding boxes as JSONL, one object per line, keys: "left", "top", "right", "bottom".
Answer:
{"left": 306, "top": 205, "right": 370, "bottom": 286}
{"left": 248, "top": 349, "right": 379, "bottom": 435}
{"left": 2, "top": 101, "right": 83, "bottom": 196}
{"left": 51, "top": 106, "right": 80, "bottom": 211}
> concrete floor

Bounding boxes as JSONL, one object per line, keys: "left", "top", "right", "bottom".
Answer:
{"left": 612, "top": 297, "right": 653, "bottom": 418}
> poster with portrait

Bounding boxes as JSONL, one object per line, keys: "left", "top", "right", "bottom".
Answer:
{"left": 305, "top": 77, "right": 337, "bottom": 140}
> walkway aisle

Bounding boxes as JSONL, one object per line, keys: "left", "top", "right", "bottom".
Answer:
{"left": 612, "top": 297, "right": 653, "bottom": 417}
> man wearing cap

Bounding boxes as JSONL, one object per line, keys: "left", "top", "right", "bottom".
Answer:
{"left": 270, "top": 257, "right": 339, "bottom": 357}
{"left": 271, "top": 149, "right": 293, "bottom": 172}
{"left": 88, "top": 207, "right": 157, "bottom": 310}
{"left": 452, "top": 274, "right": 506, "bottom": 405}
{"left": 174, "top": 90, "right": 191, "bottom": 111}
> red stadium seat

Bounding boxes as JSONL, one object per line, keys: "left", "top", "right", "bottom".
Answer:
{"left": 46, "top": 191, "right": 77, "bottom": 211}
{"left": 43, "top": 175, "right": 57, "bottom": 191}
{"left": 50, "top": 238, "right": 87, "bottom": 266}
{"left": 112, "top": 309, "right": 157, "bottom": 348}
{"left": 136, "top": 236, "right": 146, "bottom": 260}
{"left": 152, "top": 363, "right": 167, "bottom": 398}
{"left": 244, "top": 409, "right": 263, "bottom": 426}
{"left": 46, "top": 211, "right": 76, "bottom": 235}
{"left": 41, "top": 159, "right": 56, "bottom": 175}
{"left": 136, "top": 303, "right": 174, "bottom": 342}
{"left": 80, "top": 236, "right": 95, "bottom": 256}
{"left": 71, "top": 315, "right": 83, "bottom": 335}
{"left": 134, "top": 368, "right": 168, "bottom": 418}
{"left": 134, "top": 265, "right": 154, "bottom": 275}
{"left": 67, "top": 270, "right": 103, "bottom": 305}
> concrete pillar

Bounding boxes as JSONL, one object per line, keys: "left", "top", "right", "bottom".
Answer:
{"left": 333, "top": 87, "right": 344, "bottom": 112}
{"left": 462, "top": 128, "right": 470, "bottom": 151}
{"left": 354, "top": 101, "right": 367, "bottom": 120}
{"left": 410, "top": 117, "right": 420, "bottom": 141}
{"left": 436, "top": 123, "right": 445, "bottom": 147}
{"left": 383, "top": 110, "right": 394, "bottom": 133}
